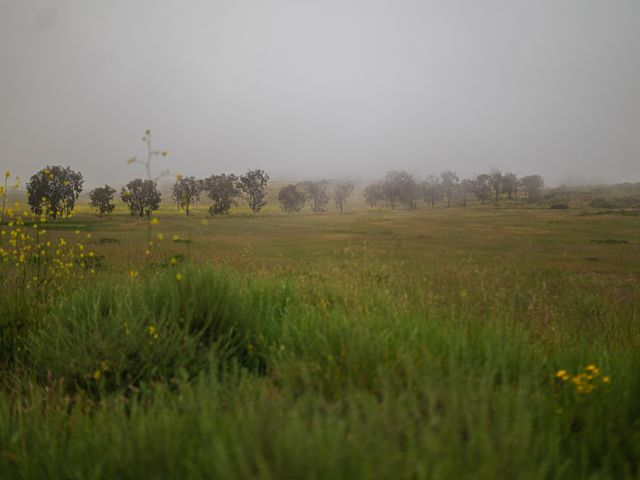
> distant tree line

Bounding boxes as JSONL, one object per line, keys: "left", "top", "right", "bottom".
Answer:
{"left": 277, "top": 181, "right": 355, "bottom": 214}
{"left": 169, "top": 170, "right": 270, "bottom": 216}
{"left": 24, "top": 166, "right": 270, "bottom": 218}
{"left": 363, "top": 170, "right": 544, "bottom": 209}
{"left": 23, "top": 165, "right": 544, "bottom": 218}
{"left": 169, "top": 169, "right": 270, "bottom": 216}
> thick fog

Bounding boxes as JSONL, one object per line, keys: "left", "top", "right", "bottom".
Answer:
{"left": 1, "top": 0, "right": 639, "bottom": 187}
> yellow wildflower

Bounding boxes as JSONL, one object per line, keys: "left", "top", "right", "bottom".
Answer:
{"left": 585, "top": 364, "right": 600, "bottom": 376}
{"left": 147, "top": 325, "right": 158, "bottom": 339}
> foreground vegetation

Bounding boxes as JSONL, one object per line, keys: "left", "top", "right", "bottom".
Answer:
{"left": 1, "top": 192, "right": 639, "bottom": 478}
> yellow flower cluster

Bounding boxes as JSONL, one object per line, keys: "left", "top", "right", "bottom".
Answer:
{"left": 0, "top": 197, "right": 96, "bottom": 294}
{"left": 147, "top": 324, "right": 159, "bottom": 339}
{"left": 92, "top": 361, "right": 110, "bottom": 381}
{"left": 556, "top": 364, "right": 610, "bottom": 395}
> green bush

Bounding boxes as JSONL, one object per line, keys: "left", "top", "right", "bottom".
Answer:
{"left": 26, "top": 266, "right": 292, "bottom": 395}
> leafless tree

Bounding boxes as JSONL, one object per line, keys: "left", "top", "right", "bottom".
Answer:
{"left": 278, "top": 184, "right": 306, "bottom": 213}
{"left": 519, "top": 175, "right": 545, "bottom": 202}
{"left": 422, "top": 174, "right": 441, "bottom": 208}
{"left": 301, "top": 180, "right": 330, "bottom": 213}
{"left": 502, "top": 172, "right": 519, "bottom": 199}
{"left": 440, "top": 171, "right": 459, "bottom": 208}
{"left": 489, "top": 171, "right": 503, "bottom": 203}
{"left": 471, "top": 174, "right": 491, "bottom": 205}
{"left": 333, "top": 182, "right": 354, "bottom": 213}
{"left": 364, "top": 182, "right": 384, "bottom": 207}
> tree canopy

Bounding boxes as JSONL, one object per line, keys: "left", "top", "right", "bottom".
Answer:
{"left": 88, "top": 185, "right": 116, "bottom": 216}
{"left": 120, "top": 179, "right": 161, "bottom": 217}
{"left": 26, "top": 165, "right": 84, "bottom": 219}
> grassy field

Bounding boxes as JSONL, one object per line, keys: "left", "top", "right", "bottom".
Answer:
{"left": 1, "top": 199, "right": 639, "bottom": 479}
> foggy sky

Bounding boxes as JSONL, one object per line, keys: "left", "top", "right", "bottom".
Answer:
{"left": 1, "top": 0, "right": 639, "bottom": 187}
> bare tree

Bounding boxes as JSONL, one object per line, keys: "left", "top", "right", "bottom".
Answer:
{"left": 422, "top": 174, "right": 441, "bottom": 208}
{"left": 460, "top": 179, "right": 474, "bottom": 207}
{"left": 519, "top": 175, "right": 545, "bottom": 202}
{"left": 471, "top": 174, "right": 491, "bottom": 205}
{"left": 383, "top": 171, "right": 415, "bottom": 209}
{"left": 237, "top": 169, "right": 269, "bottom": 213}
{"left": 502, "top": 172, "right": 519, "bottom": 199}
{"left": 172, "top": 176, "right": 203, "bottom": 216}
{"left": 301, "top": 180, "right": 330, "bottom": 213}
{"left": 489, "top": 171, "right": 503, "bottom": 203}
{"left": 278, "top": 184, "right": 306, "bottom": 213}
{"left": 398, "top": 174, "right": 420, "bottom": 210}
{"left": 440, "top": 171, "right": 459, "bottom": 208}
{"left": 364, "top": 182, "right": 384, "bottom": 207}
{"left": 204, "top": 174, "right": 240, "bottom": 215}
{"left": 333, "top": 182, "right": 354, "bottom": 213}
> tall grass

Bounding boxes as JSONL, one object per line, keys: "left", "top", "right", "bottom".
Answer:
{"left": 1, "top": 262, "right": 639, "bottom": 478}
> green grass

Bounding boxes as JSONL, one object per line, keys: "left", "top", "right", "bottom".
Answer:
{"left": 1, "top": 202, "right": 639, "bottom": 479}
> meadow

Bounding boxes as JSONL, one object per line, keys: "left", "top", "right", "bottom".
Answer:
{"left": 1, "top": 194, "right": 639, "bottom": 479}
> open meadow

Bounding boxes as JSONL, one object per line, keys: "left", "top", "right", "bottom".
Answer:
{"left": 1, "top": 195, "right": 639, "bottom": 479}
{"left": 2, "top": 2, "right": 640, "bottom": 477}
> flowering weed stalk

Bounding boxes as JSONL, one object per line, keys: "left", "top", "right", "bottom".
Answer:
{"left": 127, "top": 129, "right": 168, "bottom": 252}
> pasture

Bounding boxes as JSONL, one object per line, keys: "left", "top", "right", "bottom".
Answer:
{"left": 1, "top": 200, "right": 639, "bottom": 479}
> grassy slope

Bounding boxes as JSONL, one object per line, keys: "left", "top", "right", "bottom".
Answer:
{"left": 1, "top": 201, "right": 639, "bottom": 479}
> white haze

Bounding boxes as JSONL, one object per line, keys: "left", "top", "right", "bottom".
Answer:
{"left": 1, "top": 0, "right": 639, "bottom": 187}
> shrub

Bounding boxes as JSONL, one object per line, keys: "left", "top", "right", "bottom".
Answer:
{"left": 26, "top": 266, "right": 292, "bottom": 395}
{"left": 88, "top": 185, "right": 116, "bottom": 216}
